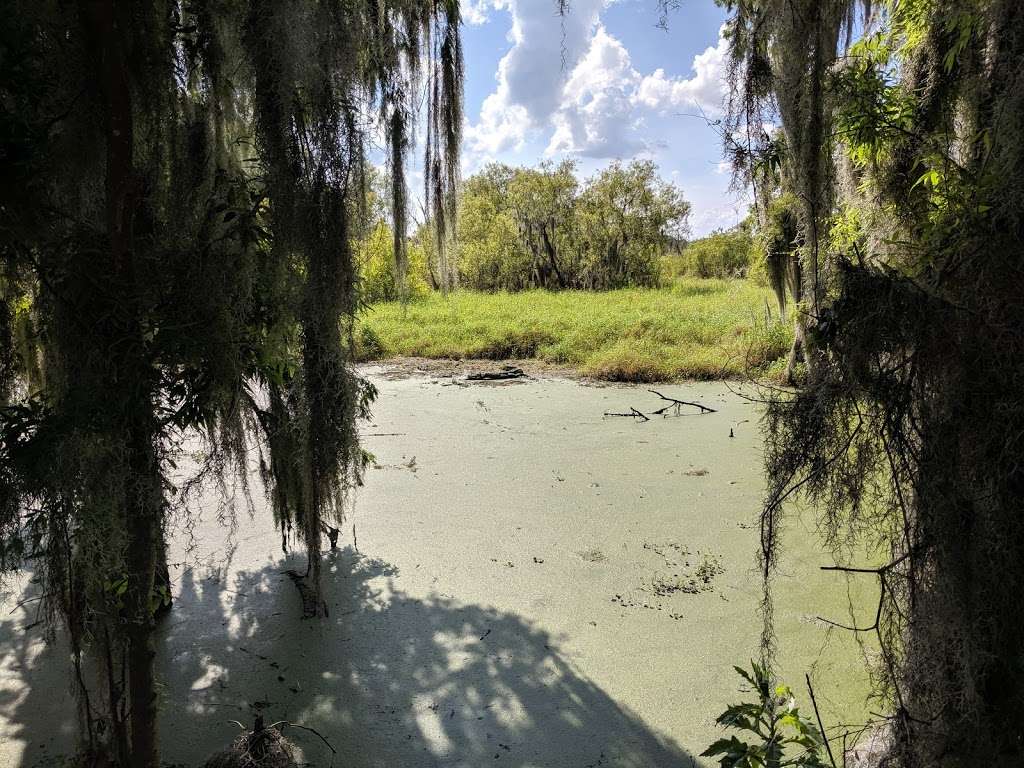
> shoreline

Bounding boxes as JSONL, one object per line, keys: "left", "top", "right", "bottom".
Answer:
{"left": 357, "top": 356, "right": 770, "bottom": 386}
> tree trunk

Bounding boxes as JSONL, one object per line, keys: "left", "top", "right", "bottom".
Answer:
{"left": 124, "top": 428, "right": 162, "bottom": 768}
{"left": 303, "top": 479, "right": 325, "bottom": 617}
{"left": 81, "top": 2, "right": 163, "bottom": 765}
{"left": 902, "top": 361, "right": 1024, "bottom": 766}
{"left": 784, "top": 310, "right": 818, "bottom": 385}
{"left": 153, "top": 538, "right": 172, "bottom": 618}
{"left": 541, "top": 226, "right": 565, "bottom": 289}
{"left": 783, "top": 330, "right": 803, "bottom": 385}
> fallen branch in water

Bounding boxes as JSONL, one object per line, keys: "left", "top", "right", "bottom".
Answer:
{"left": 603, "top": 407, "right": 650, "bottom": 422}
{"left": 648, "top": 389, "right": 717, "bottom": 414}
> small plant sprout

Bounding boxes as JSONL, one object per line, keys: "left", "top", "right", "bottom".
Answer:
{"left": 702, "top": 663, "right": 833, "bottom": 768}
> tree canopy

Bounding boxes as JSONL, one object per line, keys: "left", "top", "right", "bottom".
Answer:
{"left": 447, "top": 159, "right": 690, "bottom": 292}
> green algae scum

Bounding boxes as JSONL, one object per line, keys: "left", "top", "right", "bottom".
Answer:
{"left": 0, "top": 370, "right": 872, "bottom": 767}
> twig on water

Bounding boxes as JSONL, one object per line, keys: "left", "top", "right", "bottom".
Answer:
{"left": 648, "top": 389, "right": 717, "bottom": 414}
{"left": 269, "top": 721, "right": 337, "bottom": 757}
{"left": 603, "top": 407, "right": 650, "bottom": 422}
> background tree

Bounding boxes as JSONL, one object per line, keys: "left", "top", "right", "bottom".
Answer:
{"left": 357, "top": 220, "right": 431, "bottom": 303}
{"left": 676, "top": 224, "right": 754, "bottom": 280}
{"left": 506, "top": 160, "right": 578, "bottom": 289}
{"left": 576, "top": 160, "right": 690, "bottom": 289}
{"left": 457, "top": 168, "right": 532, "bottom": 290}
{"left": 0, "top": 1, "right": 462, "bottom": 766}
{"left": 442, "top": 159, "right": 689, "bottom": 292}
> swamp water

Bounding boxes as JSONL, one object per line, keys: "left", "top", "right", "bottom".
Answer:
{"left": 0, "top": 368, "right": 875, "bottom": 767}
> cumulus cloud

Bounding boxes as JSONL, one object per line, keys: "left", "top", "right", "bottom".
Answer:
{"left": 462, "top": 0, "right": 495, "bottom": 26}
{"left": 466, "top": 5, "right": 730, "bottom": 160}
{"left": 546, "top": 26, "right": 644, "bottom": 157}
{"left": 465, "top": 90, "right": 531, "bottom": 155}
{"left": 633, "top": 28, "right": 729, "bottom": 118}
{"left": 547, "top": 23, "right": 730, "bottom": 156}
{"left": 464, "top": 0, "right": 605, "bottom": 155}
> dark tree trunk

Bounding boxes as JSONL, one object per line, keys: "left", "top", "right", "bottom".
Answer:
{"left": 541, "top": 226, "right": 565, "bottom": 288}
{"left": 153, "top": 538, "right": 172, "bottom": 618}
{"left": 902, "top": 348, "right": 1024, "bottom": 766}
{"left": 81, "top": 2, "right": 163, "bottom": 765}
{"left": 124, "top": 429, "right": 162, "bottom": 768}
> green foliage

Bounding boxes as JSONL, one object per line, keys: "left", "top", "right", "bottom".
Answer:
{"left": 675, "top": 227, "right": 754, "bottom": 279}
{"left": 357, "top": 222, "right": 430, "bottom": 304}
{"left": 508, "top": 160, "right": 579, "bottom": 288}
{"left": 355, "top": 279, "right": 790, "bottom": 381}
{"left": 576, "top": 160, "right": 690, "bottom": 289}
{"left": 449, "top": 159, "right": 689, "bottom": 292}
{"left": 457, "top": 173, "right": 534, "bottom": 290}
{"left": 702, "top": 664, "right": 831, "bottom": 768}
{"left": 832, "top": 33, "right": 914, "bottom": 171}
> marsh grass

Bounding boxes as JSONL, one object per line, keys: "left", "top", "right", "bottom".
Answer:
{"left": 356, "top": 278, "right": 790, "bottom": 381}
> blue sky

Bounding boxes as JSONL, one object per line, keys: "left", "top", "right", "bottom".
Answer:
{"left": 458, "top": 0, "right": 747, "bottom": 236}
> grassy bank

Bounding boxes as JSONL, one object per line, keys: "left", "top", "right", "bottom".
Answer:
{"left": 356, "top": 278, "right": 791, "bottom": 381}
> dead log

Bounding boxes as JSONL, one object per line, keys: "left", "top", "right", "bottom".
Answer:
{"left": 466, "top": 365, "right": 526, "bottom": 381}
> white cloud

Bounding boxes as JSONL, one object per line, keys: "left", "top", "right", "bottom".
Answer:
{"left": 464, "top": 0, "right": 606, "bottom": 156}
{"left": 689, "top": 195, "right": 748, "bottom": 237}
{"left": 462, "top": 0, "right": 495, "bottom": 25}
{"left": 546, "top": 26, "right": 644, "bottom": 157}
{"left": 466, "top": 5, "right": 730, "bottom": 161}
{"left": 465, "top": 89, "right": 531, "bottom": 154}
{"left": 635, "top": 26, "right": 729, "bottom": 117}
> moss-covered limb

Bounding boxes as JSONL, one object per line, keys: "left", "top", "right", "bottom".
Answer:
{"left": 1, "top": 0, "right": 462, "bottom": 763}
{"left": 242, "top": 0, "right": 462, "bottom": 611}
{"left": 723, "top": 0, "right": 1024, "bottom": 763}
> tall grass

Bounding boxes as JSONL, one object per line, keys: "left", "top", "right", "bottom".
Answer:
{"left": 356, "top": 278, "right": 790, "bottom": 382}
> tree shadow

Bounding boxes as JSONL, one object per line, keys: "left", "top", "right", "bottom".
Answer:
{"left": 0, "top": 547, "right": 698, "bottom": 767}
{"left": 0, "top": 574, "right": 81, "bottom": 768}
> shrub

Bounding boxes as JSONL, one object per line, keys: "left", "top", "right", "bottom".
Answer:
{"left": 357, "top": 222, "right": 429, "bottom": 303}
{"left": 737, "top": 318, "right": 792, "bottom": 370}
{"left": 471, "top": 327, "right": 557, "bottom": 359}
{"left": 457, "top": 207, "right": 533, "bottom": 291}
{"left": 677, "top": 228, "right": 754, "bottom": 279}
{"left": 354, "top": 323, "right": 386, "bottom": 361}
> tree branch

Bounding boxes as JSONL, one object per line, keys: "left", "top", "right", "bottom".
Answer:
{"left": 648, "top": 389, "right": 717, "bottom": 414}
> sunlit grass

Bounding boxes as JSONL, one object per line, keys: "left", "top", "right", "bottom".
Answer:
{"left": 357, "top": 278, "right": 791, "bottom": 381}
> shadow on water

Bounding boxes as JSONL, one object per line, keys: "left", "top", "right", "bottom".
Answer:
{"left": 1, "top": 547, "right": 698, "bottom": 767}
{"left": 0, "top": 574, "right": 81, "bottom": 767}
